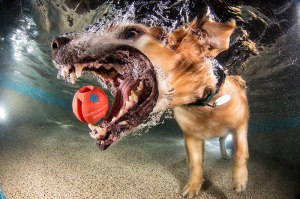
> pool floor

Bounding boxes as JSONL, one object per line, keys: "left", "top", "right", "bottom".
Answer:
{"left": 0, "top": 123, "right": 299, "bottom": 198}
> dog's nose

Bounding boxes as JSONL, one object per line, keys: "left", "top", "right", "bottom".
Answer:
{"left": 51, "top": 37, "right": 70, "bottom": 54}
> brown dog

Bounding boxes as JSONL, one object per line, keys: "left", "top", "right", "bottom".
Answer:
{"left": 52, "top": 17, "right": 249, "bottom": 198}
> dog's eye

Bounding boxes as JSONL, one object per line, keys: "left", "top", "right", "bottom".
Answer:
{"left": 123, "top": 28, "right": 142, "bottom": 39}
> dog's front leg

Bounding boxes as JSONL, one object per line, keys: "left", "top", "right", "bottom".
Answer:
{"left": 182, "top": 134, "right": 204, "bottom": 198}
{"left": 232, "top": 123, "right": 249, "bottom": 193}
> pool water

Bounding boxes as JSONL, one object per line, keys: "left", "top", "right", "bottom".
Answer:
{"left": 0, "top": 0, "right": 299, "bottom": 198}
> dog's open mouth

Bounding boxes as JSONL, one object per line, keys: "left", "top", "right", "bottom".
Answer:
{"left": 52, "top": 46, "right": 159, "bottom": 150}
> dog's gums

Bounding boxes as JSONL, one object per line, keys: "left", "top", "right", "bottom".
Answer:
{"left": 52, "top": 46, "right": 159, "bottom": 150}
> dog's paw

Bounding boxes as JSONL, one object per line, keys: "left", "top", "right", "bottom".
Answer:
{"left": 233, "top": 181, "right": 246, "bottom": 193}
{"left": 233, "top": 167, "right": 248, "bottom": 193}
{"left": 182, "top": 180, "right": 203, "bottom": 198}
{"left": 221, "top": 153, "right": 231, "bottom": 160}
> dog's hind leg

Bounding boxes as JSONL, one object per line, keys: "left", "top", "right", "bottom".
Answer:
{"left": 182, "top": 135, "right": 204, "bottom": 198}
{"left": 232, "top": 123, "right": 249, "bottom": 193}
{"left": 219, "top": 134, "right": 231, "bottom": 160}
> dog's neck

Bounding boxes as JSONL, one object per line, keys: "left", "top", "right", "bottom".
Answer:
{"left": 168, "top": 56, "right": 218, "bottom": 107}
{"left": 138, "top": 37, "right": 217, "bottom": 108}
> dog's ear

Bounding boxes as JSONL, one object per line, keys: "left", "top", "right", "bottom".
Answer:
{"left": 166, "top": 17, "right": 235, "bottom": 58}
{"left": 149, "top": 27, "right": 164, "bottom": 40}
{"left": 194, "top": 17, "right": 236, "bottom": 57}
{"left": 167, "top": 28, "right": 187, "bottom": 50}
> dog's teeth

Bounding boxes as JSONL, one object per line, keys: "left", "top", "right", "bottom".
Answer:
{"left": 103, "top": 64, "right": 111, "bottom": 70}
{"left": 117, "top": 78, "right": 124, "bottom": 84}
{"left": 97, "top": 127, "right": 106, "bottom": 135}
{"left": 118, "top": 110, "right": 124, "bottom": 117}
{"left": 114, "top": 64, "right": 123, "bottom": 74}
{"left": 118, "top": 121, "right": 128, "bottom": 125}
{"left": 70, "top": 72, "right": 76, "bottom": 84}
{"left": 88, "top": 124, "right": 106, "bottom": 139}
{"left": 125, "top": 101, "right": 130, "bottom": 109}
{"left": 60, "top": 67, "right": 66, "bottom": 78}
{"left": 89, "top": 131, "right": 97, "bottom": 139}
{"left": 74, "top": 64, "right": 84, "bottom": 78}
{"left": 60, "top": 65, "right": 71, "bottom": 78}
{"left": 112, "top": 136, "right": 118, "bottom": 141}
{"left": 65, "top": 65, "right": 71, "bottom": 73}
{"left": 125, "top": 100, "right": 134, "bottom": 110}
{"left": 111, "top": 117, "right": 118, "bottom": 123}
{"left": 129, "top": 90, "right": 138, "bottom": 102}
{"left": 137, "top": 81, "right": 143, "bottom": 91}
{"left": 136, "top": 81, "right": 144, "bottom": 95}
{"left": 95, "top": 63, "right": 102, "bottom": 68}
{"left": 60, "top": 65, "right": 69, "bottom": 78}
{"left": 88, "top": 124, "right": 97, "bottom": 131}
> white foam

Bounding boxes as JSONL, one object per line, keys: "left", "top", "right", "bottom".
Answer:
{"left": 152, "top": 65, "right": 174, "bottom": 113}
{"left": 79, "top": 2, "right": 204, "bottom": 134}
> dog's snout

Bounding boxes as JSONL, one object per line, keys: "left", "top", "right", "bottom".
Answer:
{"left": 51, "top": 37, "right": 70, "bottom": 54}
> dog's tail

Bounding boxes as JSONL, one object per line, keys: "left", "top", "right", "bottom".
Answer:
{"left": 228, "top": 76, "right": 247, "bottom": 90}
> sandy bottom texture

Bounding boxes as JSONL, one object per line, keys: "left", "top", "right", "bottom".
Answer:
{"left": 0, "top": 122, "right": 299, "bottom": 199}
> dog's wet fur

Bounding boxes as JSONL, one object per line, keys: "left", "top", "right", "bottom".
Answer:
{"left": 52, "top": 17, "right": 249, "bottom": 198}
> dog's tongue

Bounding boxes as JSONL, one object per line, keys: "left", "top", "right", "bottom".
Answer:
{"left": 106, "top": 79, "right": 134, "bottom": 121}
{"left": 88, "top": 78, "right": 142, "bottom": 150}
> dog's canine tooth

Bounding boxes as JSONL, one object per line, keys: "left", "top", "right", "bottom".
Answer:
{"left": 60, "top": 67, "right": 66, "bottom": 78}
{"left": 89, "top": 131, "right": 97, "bottom": 139}
{"left": 70, "top": 72, "right": 76, "bottom": 84}
{"left": 136, "top": 81, "right": 144, "bottom": 95}
{"left": 94, "top": 63, "right": 102, "bottom": 68}
{"left": 137, "top": 81, "right": 143, "bottom": 91}
{"left": 74, "top": 64, "right": 84, "bottom": 78}
{"left": 118, "top": 121, "right": 128, "bottom": 125}
{"left": 129, "top": 90, "right": 138, "bottom": 102}
{"left": 65, "top": 65, "right": 71, "bottom": 72}
{"left": 114, "top": 64, "right": 123, "bottom": 74}
{"left": 103, "top": 64, "right": 111, "bottom": 70}
{"left": 97, "top": 127, "right": 107, "bottom": 135}
{"left": 88, "top": 124, "right": 106, "bottom": 139}
{"left": 88, "top": 124, "right": 97, "bottom": 131}
{"left": 125, "top": 101, "right": 130, "bottom": 109}
{"left": 60, "top": 65, "right": 71, "bottom": 78}
{"left": 125, "top": 100, "right": 134, "bottom": 110}
{"left": 111, "top": 116, "right": 118, "bottom": 123}
{"left": 118, "top": 110, "right": 124, "bottom": 117}
{"left": 117, "top": 78, "right": 124, "bottom": 84}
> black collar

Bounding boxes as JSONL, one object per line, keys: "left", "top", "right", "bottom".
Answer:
{"left": 187, "top": 64, "right": 226, "bottom": 107}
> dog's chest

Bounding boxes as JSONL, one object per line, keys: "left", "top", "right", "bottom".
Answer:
{"left": 174, "top": 106, "right": 229, "bottom": 139}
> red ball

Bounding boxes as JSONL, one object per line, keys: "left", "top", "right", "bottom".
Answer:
{"left": 72, "top": 86, "right": 109, "bottom": 124}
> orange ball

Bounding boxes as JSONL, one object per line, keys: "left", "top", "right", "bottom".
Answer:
{"left": 72, "top": 86, "right": 109, "bottom": 124}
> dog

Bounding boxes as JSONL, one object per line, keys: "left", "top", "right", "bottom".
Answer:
{"left": 51, "top": 16, "right": 249, "bottom": 198}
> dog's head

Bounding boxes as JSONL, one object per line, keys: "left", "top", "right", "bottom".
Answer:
{"left": 51, "top": 18, "right": 235, "bottom": 149}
